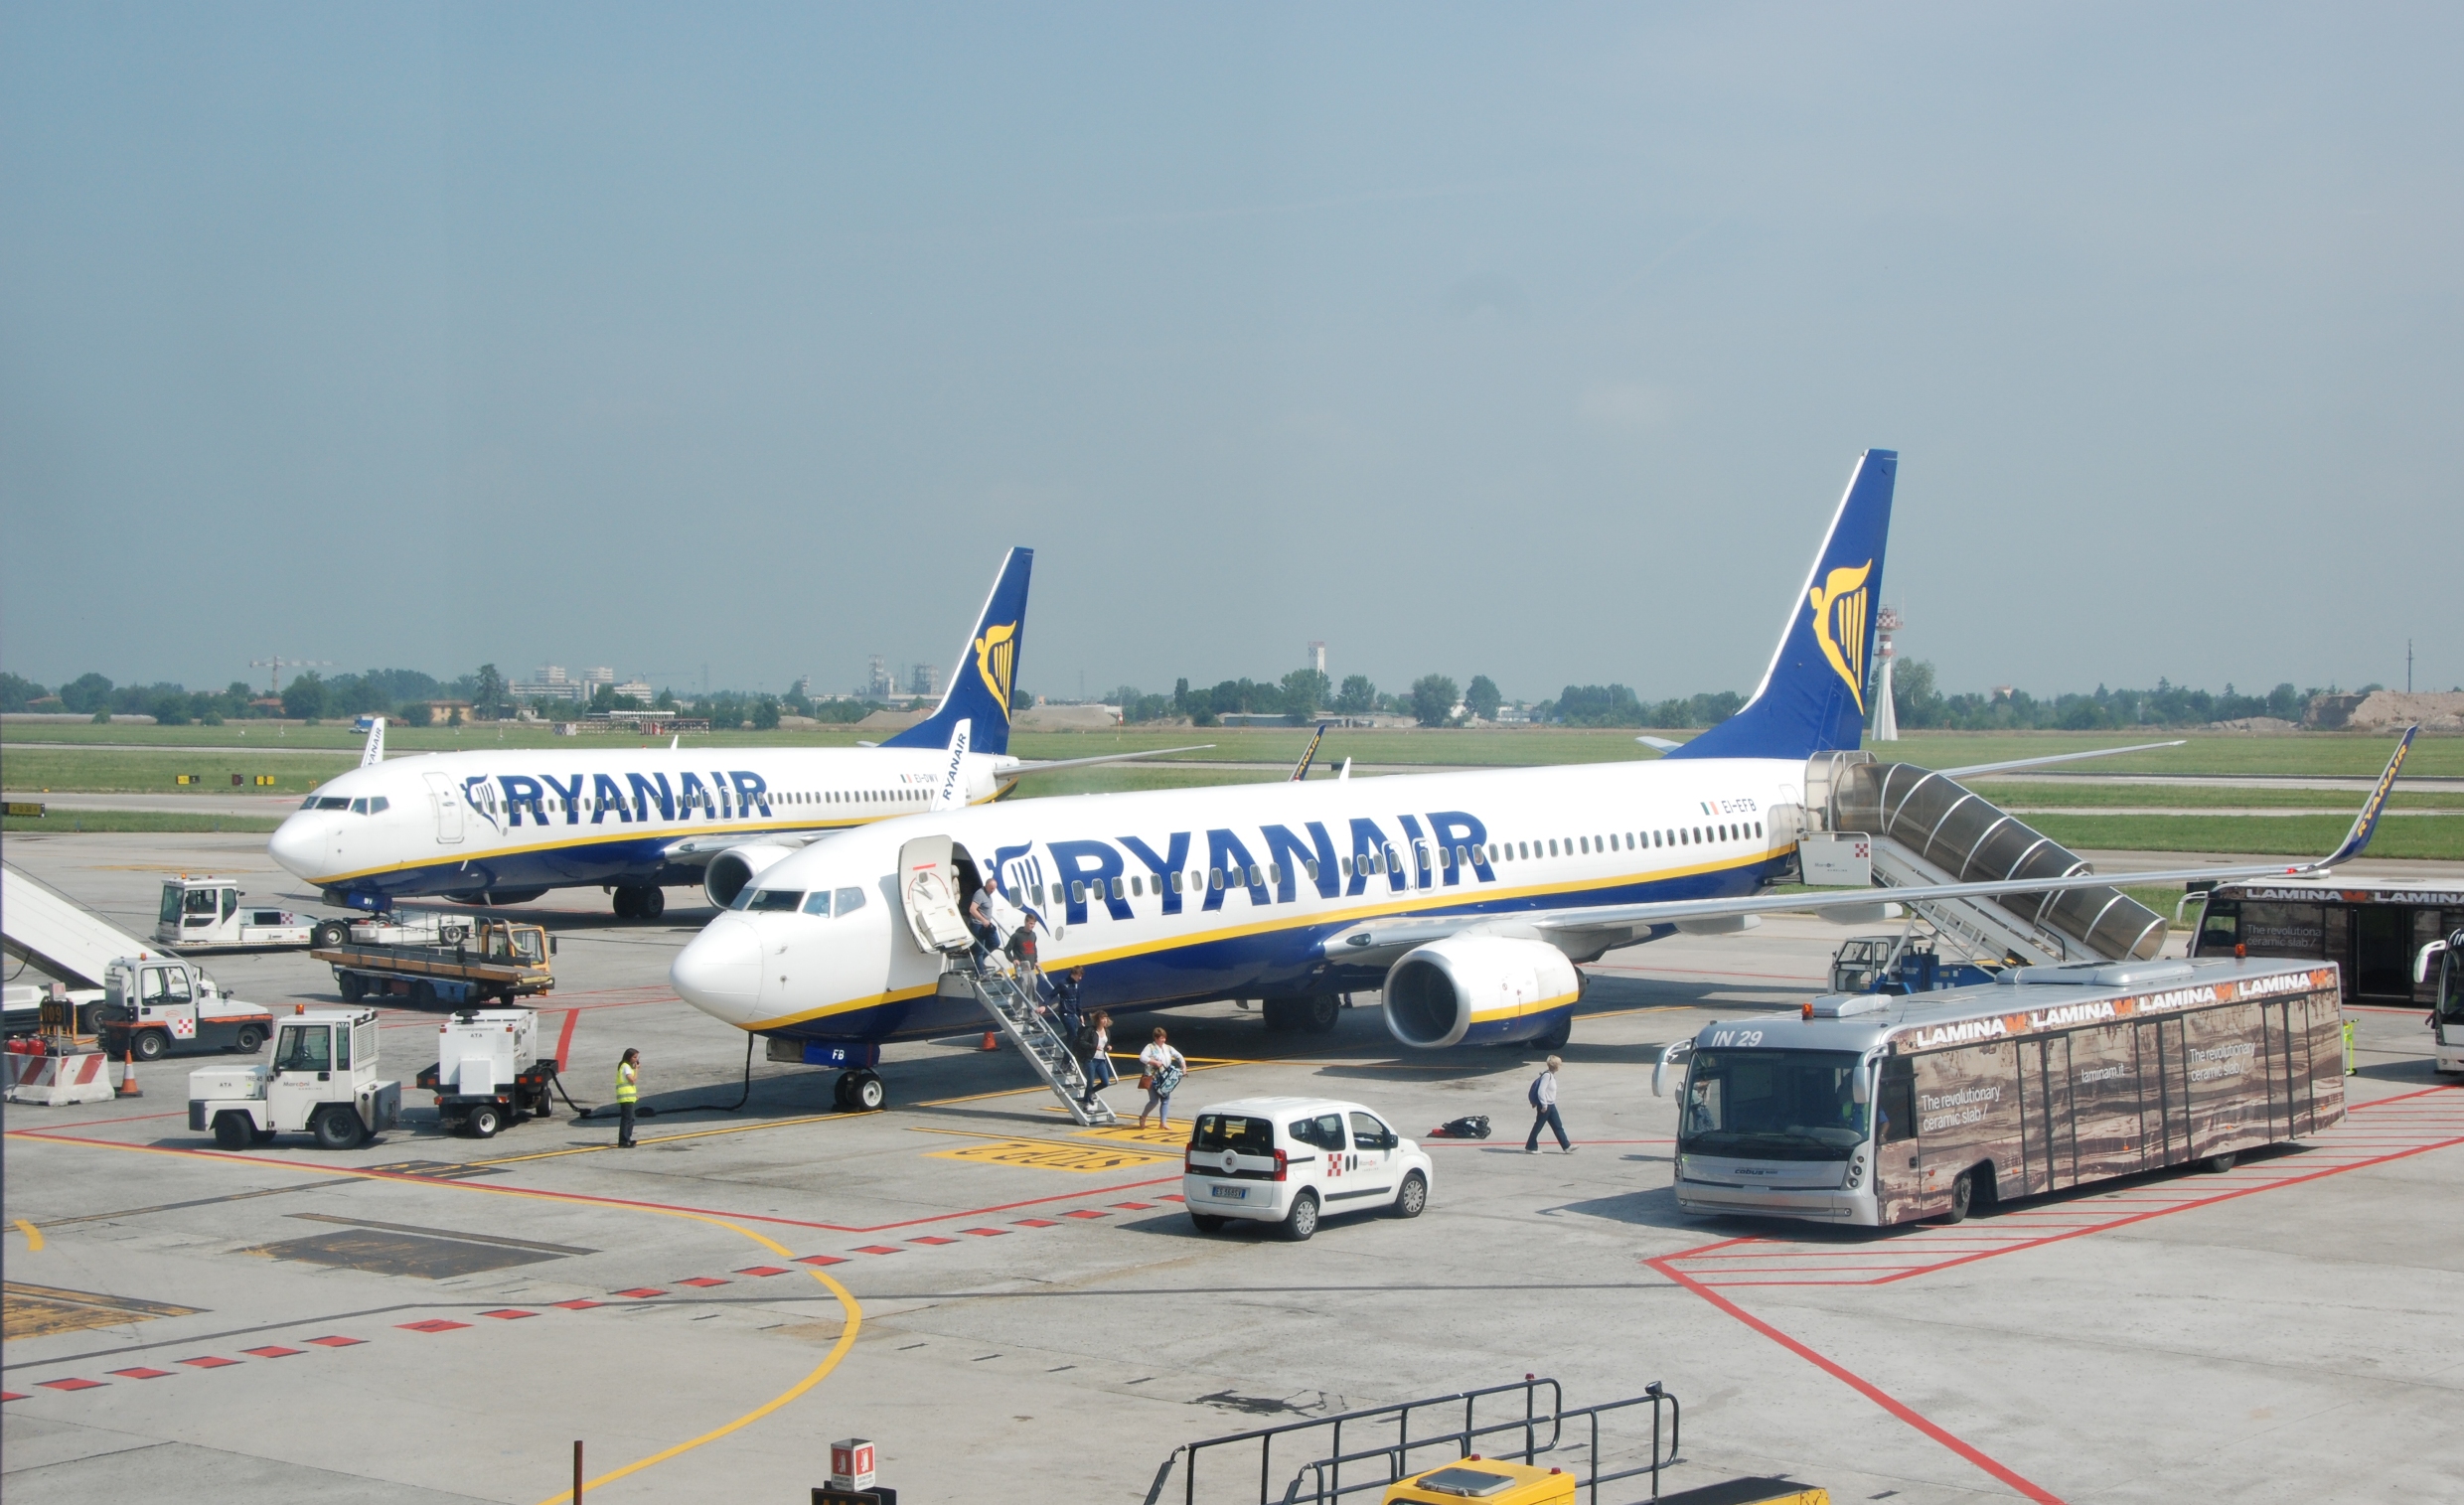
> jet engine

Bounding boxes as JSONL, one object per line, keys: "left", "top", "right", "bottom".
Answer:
{"left": 702, "top": 843, "right": 798, "bottom": 910}
{"left": 1382, "top": 934, "right": 1583, "bottom": 1050}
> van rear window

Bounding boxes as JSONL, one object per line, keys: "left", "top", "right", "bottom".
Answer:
{"left": 1191, "top": 1114, "right": 1275, "bottom": 1152}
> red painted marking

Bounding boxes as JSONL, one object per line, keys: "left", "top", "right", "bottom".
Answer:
{"left": 39, "top": 1378, "right": 104, "bottom": 1391}
{"left": 1063, "top": 1209, "right": 1108, "bottom": 1219}
{"left": 178, "top": 1356, "right": 237, "bottom": 1369}
{"left": 1648, "top": 1253, "right": 2066, "bottom": 1503}
{"left": 305, "top": 1337, "right": 363, "bottom": 1347}
{"left": 851, "top": 1245, "right": 901, "bottom": 1256}
{"left": 1, "top": 1391, "right": 26, "bottom": 1402}
{"left": 551, "top": 1299, "right": 604, "bottom": 1309}
{"left": 397, "top": 1320, "right": 469, "bottom": 1333}
{"left": 795, "top": 1255, "right": 847, "bottom": 1267}
{"left": 612, "top": 1287, "right": 666, "bottom": 1298}
{"left": 1158, "top": 1194, "right": 1185, "bottom": 1202}
{"left": 241, "top": 1346, "right": 304, "bottom": 1358}
{"left": 553, "top": 1007, "right": 580, "bottom": 1070}
{"left": 909, "top": 1236, "right": 957, "bottom": 1246}
{"left": 480, "top": 1309, "right": 538, "bottom": 1320}
{"left": 108, "top": 1367, "right": 174, "bottom": 1379}
{"left": 3, "top": 1125, "right": 1182, "bottom": 1236}
{"left": 960, "top": 1228, "right": 1008, "bottom": 1237}
{"left": 1111, "top": 1201, "right": 1156, "bottom": 1210}
{"left": 674, "top": 1278, "right": 730, "bottom": 1288}
{"left": 1012, "top": 1218, "right": 1059, "bottom": 1228}
{"left": 734, "top": 1266, "right": 790, "bottom": 1277}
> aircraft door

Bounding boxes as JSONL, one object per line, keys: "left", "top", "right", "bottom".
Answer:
{"left": 897, "top": 834, "right": 975, "bottom": 955}
{"left": 424, "top": 772, "right": 465, "bottom": 845}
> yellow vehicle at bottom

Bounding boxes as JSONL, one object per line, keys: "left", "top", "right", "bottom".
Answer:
{"left": 1383, "top": 1458, "right": 1574, "bottom": 1504}
{"left": 1383, "top": 1462, "right": 1826, "bottom": 1505}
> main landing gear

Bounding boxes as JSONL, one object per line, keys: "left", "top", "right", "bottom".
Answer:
{"left": 611, "top": 885, "right": 667, "bottom": 921}
{"left": 1262, "top": 995, "right": 1343, "bottom": 1034}
{"left": 834, "top": 1069, "right": 887, "bottom": 1113}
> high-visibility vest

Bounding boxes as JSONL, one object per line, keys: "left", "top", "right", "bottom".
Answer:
{"left": 616, "top": 1061, "right": 638, "bottom": 1104}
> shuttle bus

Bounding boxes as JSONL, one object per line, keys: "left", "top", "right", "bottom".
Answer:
{"left": 1657, "top": 955, "right": 2344, "bottom": 1227}
{"left": 2187, "top": 877, "right": 2464, "bottom": 1008}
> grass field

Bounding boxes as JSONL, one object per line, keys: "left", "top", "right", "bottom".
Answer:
{"left": 0, "top": 747, "right": 355, "bottom": 793}
{"left": 2030, "top": 812, "right": 2464, "bottom": 861}
{"left": 1979, "top": 780, "right": 2464, "bottom": 809}
{"left": 2, "top": 811, "right": 282, "bottom": 833}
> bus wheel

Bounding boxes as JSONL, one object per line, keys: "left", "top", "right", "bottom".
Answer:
{"left": 1940, "top": 1170, "right": 1976, "bottom": 1225}
{"left": 2202, "top": 1151, "right": 2236, "bottom": 1173}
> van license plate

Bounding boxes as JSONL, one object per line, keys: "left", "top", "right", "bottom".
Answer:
{"left": 1208, "top": 1186, "right": 1247, "bottom": 1200}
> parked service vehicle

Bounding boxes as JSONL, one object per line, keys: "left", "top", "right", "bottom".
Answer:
{"left": 2414, "top": 930, "right": 2464, "bottom": 1074}
{"left": 1828, "top": 935, "right": 1998, "bottom": 996}
{"left": 92, "top": 957, "right": 275, "bottom": 1061}
{"left": 188, "top": 1007, "right": 400, "bottom": 1149}
{"left": 308, "top": 912, "right": 473, "bottom": 950}
{"left": 313, "top": 918, "right": 555, "bottom": 1007}
{"left": 1182, "top": 1097, "right": 1433, "bottom": 1241}
{"left": 154, "top": 876, "right": 314, "bottom": 951}
{"left": 1657, "top": 955, "right": 2346, "bottom": 1228}
{"left": 414, "top": 1009, "right": 561, "bottom": 1136}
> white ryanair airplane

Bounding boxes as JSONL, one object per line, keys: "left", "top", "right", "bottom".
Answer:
{"left": 669, "top": 451, "right": 2412, "bottom": 1103}
{"left": 264, "top": 548, "right": 1192, "bottom": 928}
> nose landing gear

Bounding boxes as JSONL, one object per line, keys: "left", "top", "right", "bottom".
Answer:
{"left": 834, "top": 1069, "right": 886, "bottom": 1113}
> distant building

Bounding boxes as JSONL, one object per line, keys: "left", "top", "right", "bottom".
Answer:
{"left": 864, "top": 656, "right": 893, "bottom": 700}
{"left": 1308, "top": 641, "right": 1327, "bottom": 677}
{"left": 512, "top": 665, "right": 587, "bottom": 703}
{"left": 908, "top": 664, "right": 941, "bottom": 696}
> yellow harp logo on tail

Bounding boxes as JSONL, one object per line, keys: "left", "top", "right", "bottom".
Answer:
{"left": 1807, "top": 561, "right": 1873, "bottom": 711}
{"left": 975, "top": 622, "right": 1018, "bottom": 721}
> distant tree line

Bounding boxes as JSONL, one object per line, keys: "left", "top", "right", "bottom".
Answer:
{"left": 0, "top": 657, "right": 2389, "bottom": 734}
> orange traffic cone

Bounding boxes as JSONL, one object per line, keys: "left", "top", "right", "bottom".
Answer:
{"left": 116, "top": 1046, "right": 142, "bottom": 1098}
{"left": 980, "top": 1031, "right": 1001, "bottom": 1051}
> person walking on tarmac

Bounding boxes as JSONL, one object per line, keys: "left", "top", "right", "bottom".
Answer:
{"left": 1138, "top": 1027, "right": 1186, "bottom": 1131}
{"left": 615, "top": 1048, "right": 642, "bottom": 1148}
{"left": 1524, "top": 1055, "right": 1573, "bottom": 1154}
{"left": 1079, "top": 1005, "right": 1115, "bottom": 1111}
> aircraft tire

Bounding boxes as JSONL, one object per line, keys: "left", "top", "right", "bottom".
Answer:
{"left": 1260, "top": 998, "right": 1300, "bottom": 1032}
{"left": 846, "top": 1071, "right": 886, "bottom": 1112}
{"left": 612, "top": 888, "right": 639, "bottom": 920}
{"left": 640, "top": 887, "right": 665, "bottom": 920}
{"left": 1300, "top": 995, "right": 1341, "bottom": 1034}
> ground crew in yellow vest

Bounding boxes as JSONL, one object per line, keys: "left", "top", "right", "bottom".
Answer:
{"left": 616, "top": 1048, "right": 641, "bottom": 1147}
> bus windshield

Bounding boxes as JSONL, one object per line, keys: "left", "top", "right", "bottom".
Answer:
{"left": 1680, "top": 1048, "right": 1869, "bottom": 1161}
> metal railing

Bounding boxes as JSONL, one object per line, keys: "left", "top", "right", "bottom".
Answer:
{"left": 1144, "top": 1377, "right": 1679, "bottom": 1505}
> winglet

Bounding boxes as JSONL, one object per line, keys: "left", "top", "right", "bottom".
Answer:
{"left": 360, "top": 716, "right": 385, "bottom": 768}
{"left": 1291, "top": 722, "right": 1329, "bottom": 781}
{"left": 2311, "top": 726, "right": 2415, "bottom": 869}
{"left": 932, "top": 718, "right": 973, "bottom": 811}
{"left": 1665, "top": 450, "right": 1896, "bottom": 762}
{"left": 884, "top": 546, "right": 1032, "bottom": 758}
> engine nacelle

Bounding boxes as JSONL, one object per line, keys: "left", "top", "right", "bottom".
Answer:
{"left": 702, "top": 843, "right": 798, "bottom": 910}
{"left": 1383, "top": 934, "right": 1582, "bottom": 1050}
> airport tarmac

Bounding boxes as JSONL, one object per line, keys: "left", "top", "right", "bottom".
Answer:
{"left": 4, "top": 830, "right": 2460, "bottom": 1505}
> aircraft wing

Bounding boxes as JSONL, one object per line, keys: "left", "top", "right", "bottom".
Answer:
{"left": 1000, "top": 744, "right": 1215, "bottom": 776}
{"left": 1320, "top": 728, "right": 2415, "bottom": 964}
{"left": 659, "top": 829, "right": 836, "bottom": 861}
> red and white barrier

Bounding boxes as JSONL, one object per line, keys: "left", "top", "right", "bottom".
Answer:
{"left": 4, "top": 1049, "right": 118, "bottom": 1106}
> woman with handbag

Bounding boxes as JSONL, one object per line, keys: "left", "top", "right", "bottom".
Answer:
{"left": 1137, "top": 1026, "right": 1186, "bottom": 1131}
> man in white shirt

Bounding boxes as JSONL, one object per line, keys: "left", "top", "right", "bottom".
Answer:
{"left": 1524, "top": 1055, "right": 1572, "bottom": 1154}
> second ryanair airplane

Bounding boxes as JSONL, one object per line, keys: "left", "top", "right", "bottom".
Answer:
{"left": 265, "top": 549, "right": 1190, "bottom": 928}
{"left": 670, "top": 451, "right": 2409, "bottom": 1101}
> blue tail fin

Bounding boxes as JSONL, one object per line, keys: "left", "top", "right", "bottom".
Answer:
{"left": 1666, "top": 450, "right": 1896, "bottom": 763}
{"left": 884, "top": 546, "right": 1032, "bottom": 757}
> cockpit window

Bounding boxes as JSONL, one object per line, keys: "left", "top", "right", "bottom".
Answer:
{"left": 801, "top": 891, "right": 833, "bottom": 917}
{"left": 350, "top": 799, "right": 369, "bottom": 815}
{"left": 369, "top": 796, "right": 388, "bottom": 814}
{"left": 746, "top": 889, "right": 802, "bottom": 913}
{"left": 314, "top": 797, "right": 349, "bottom": 811}
{"left": 834, "top": 885, "right": 866, "bottom": 916}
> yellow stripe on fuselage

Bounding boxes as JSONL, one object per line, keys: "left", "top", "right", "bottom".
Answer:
{"left": 744, "top": 843, "right": 1789, "bottom": 1033}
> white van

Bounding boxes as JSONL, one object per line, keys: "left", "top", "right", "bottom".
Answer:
{"left": 1182, "top": 1096, "right": 1434, "bottom": 1241}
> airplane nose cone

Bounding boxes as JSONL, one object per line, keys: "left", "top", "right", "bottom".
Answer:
{"left": 267, "top": 816, "right": 325, "bottom": 880}
{"left": 671, "top": 915, "right": 763, "bottom": 1023}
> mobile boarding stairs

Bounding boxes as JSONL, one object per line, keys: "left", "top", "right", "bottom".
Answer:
{"left": 900, "top": 835, "right": 1121, "bottom": 1127}
{"left": 1795, "top": 752, "right": 2169, "bottom": 969}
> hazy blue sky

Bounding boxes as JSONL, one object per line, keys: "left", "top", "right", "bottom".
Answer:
{"left": 5, "top": 4, "right": 2458, "bottom": 704}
